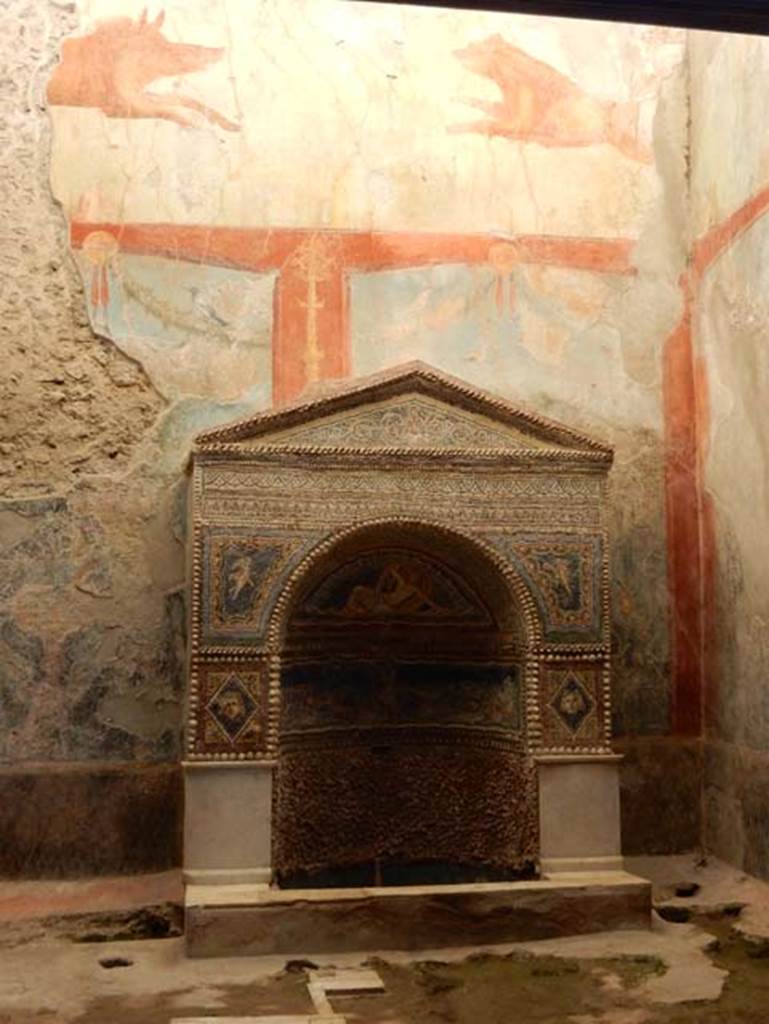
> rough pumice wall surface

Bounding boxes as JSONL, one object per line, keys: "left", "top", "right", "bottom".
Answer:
{"left": 0, "top": 1, "right": 181, "bottom": 875}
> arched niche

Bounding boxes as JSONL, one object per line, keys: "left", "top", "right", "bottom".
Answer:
{"left": 272, "top": 520, "right": 538, "bottom": 887}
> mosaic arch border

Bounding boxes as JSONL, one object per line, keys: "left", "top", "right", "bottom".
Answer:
{"left": 187, "top": 516, "right": 554, "bottom": 762}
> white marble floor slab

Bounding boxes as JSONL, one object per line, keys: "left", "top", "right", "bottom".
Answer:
{"left": 171, "top": 1016, "right": 346, "bottom": 1023}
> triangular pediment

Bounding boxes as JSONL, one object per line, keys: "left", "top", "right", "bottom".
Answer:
{"left": 247, "top": 394, "right": 559, "bottom": 451}
{"left": 195, "top": 362, "right": 612, "bottom": 462}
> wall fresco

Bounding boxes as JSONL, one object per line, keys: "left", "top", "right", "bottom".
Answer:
{"left": 49, "top": 2, "right": 683, "bottom": 410}
{"left": 69, "top": 250, "right": 274, "bottom": 404}
{"left": 45, "top": 5, "right": 684, "bottom": 774}
{"left": 2, "top": 0, "right": 762, "bottom": 875}
{"left": 451, "top": 34, "right": 652, "bottom": 162}
{"left": 0, "top": 0, "right": 708, "bottom": 877}
{"left": 689, "top": 31, "right": 769, "bottom": 877}
{"left": 48, "top": 10, "right": 239, "bottom": 131}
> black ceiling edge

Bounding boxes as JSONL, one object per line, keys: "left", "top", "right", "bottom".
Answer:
{"left": 349, "top": 0, "right": 769, "bottom": 37}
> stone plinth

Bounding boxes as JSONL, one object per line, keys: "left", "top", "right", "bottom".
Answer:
{"left": 537, "top": 754, "right": 623, "bottom": 873}
{"left": 184, "top": 763, "right": 272, "bottom": 886}
{"left": 185, "top": 873, "right": 652, "bottom": 958}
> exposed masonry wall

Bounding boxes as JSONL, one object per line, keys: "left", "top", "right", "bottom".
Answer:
{"left": 0, "top": 1, "right": 182, "bottom": 771}
{"left": 0, "top": 1, "right": 704, "bottom": 875}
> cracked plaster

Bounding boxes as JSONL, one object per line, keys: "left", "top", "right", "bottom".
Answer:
{"left": 691, "top": 31, "right": 769, "bottom": 880}
{"left": 0, "top": 0, "right": 748, "bottom": 875}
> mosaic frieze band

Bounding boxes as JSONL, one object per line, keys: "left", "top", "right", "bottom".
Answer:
{"left": 186, "top": 656, "right": 613, "bottom": 761}
{"left": 281, "top": 660, "right": 524, "bottom": 735}
{"left": 200, "top": 463, "right": 605, "bottom": 532}
{"left": 257, "top": 394, "right": 557, "bottom": 451}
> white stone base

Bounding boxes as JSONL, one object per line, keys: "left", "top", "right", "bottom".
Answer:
{"left": 542, "top": 856, "right": 626, "bottom": 874}
{"left": 183, "top": 762, "right": 273, "bottom": 885}
{"left": 183, "top": 868, "right": 272, "bottom": 886}
{"left": 536, "top": 754, "right": 623, "bottom": 872}
{"left": 172, "top": 1018, "right": 345, "bottom": 1023}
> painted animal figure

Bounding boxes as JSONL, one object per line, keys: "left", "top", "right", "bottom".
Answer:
{"left": 47, "top": 9, "right": 239, "bottom": 131}
{"left": 452, "top": 34, "right": 650, "bottom": 163}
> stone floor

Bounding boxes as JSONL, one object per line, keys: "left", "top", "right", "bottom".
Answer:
{"left": 2, "top": 856, "right": 769, "bottom": 1023}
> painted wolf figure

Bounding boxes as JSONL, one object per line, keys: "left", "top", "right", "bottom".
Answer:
{"left": 452, "top": 34, "right": 650, "bottom": 163}
{"left": 47, "top": 9, "right": 239, "bottom": 131}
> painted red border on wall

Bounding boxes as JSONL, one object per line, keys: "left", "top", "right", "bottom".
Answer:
{"left": 664, "top": 185, "right": 769, "bottom": 735}
{"left": 69, "top": 203, "right": 769, "bottom": 739}
{"left": 69, "top": 221, "right": 635, "bottom": 402}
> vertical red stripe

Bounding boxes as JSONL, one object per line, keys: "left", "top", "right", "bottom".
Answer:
{"left": 663, "top": 277, "right": 703, "bottom": 736}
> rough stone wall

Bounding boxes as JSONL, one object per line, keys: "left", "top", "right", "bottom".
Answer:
{"left": 0, "top": 1, "right": 182, "bottom": 874}
{"left": 690, "top": 31, "right": 769, "bottom": 879}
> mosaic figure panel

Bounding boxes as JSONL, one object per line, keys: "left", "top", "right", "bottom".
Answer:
{"left": 201, "top": 527, "right": 320, "bottom": 646}
{"left": 488, "top": 533, "right": 605, "bottom": 642}
{"left": 539, "top": 663, "right": 609, "bottom": 750}
{"left": 293, "top": 550, "right": 493, "bottom": 625}
{"left": 281, "top": 661, "right": 522, "bottom": 733}
{"left": 192, "top": 663, "right": 269, "bottom": 757}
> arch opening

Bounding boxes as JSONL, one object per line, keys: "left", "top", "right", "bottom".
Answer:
{"left": 273, "top": 522, "right": 539, "bottom": 889}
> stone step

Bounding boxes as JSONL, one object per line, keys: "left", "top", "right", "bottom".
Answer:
{"left": 185, "top": 872, "right": 652, "bottom": 958}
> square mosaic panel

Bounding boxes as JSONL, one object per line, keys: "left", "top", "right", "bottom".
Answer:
{"left": 486, "top": 532, "right": 605, "bottom": 643}
{"left": 190, "top": 662, "right": 270, "bottom": 758}
{"left": 199, "top": 526, "right": 318, "bottom": 647}
{"left": 539, "top": 663, "right": 608, "bottom": 750}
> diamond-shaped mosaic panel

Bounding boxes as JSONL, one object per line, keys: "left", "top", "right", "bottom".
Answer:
{"left": 207, "top": 672, "right": 258, "bottom": 743}
{"left": 550, "top": 673, "right": 594, "bottom": 734}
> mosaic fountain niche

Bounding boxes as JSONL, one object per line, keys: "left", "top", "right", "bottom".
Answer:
{"left": 183, "top": 363, "right": 651, "bottom": 957}
{"left": 276, "top": 523, "right": 536, "bottom": 889}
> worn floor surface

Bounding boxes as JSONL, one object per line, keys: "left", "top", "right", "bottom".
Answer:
{"left": 1, "top": 857, "right": 769, "bottom": 1023}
